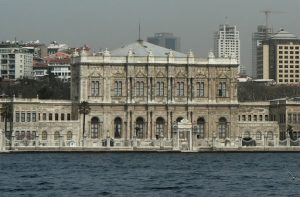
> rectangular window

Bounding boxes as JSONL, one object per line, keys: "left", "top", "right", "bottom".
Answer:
{"left": 27, "top": 112, "right": 31, "bottom": 122}
{"left": 91, "top": 81, "right": 100, "bottom": 96}
{"left": 16, "top": 112, "right": 20, "bottom": 122}
{"left": 196, "top": 82, "right": 204, "bottom": 97}
{"left": 156, "top": 82, "right": 164, "bottom": 96}
{"left": 293, "top": 114, "right": 297, "bottom": 123}
{"left": 49, "top": 113, "right": 53, "bottom": 121}
{"left": 265, "top": 115, "right": 269, "bottom": 121}
{"left": 242, "top": 115, "right": 246, "bottom": 121}
{"left": 218, "top": 82, "right": 226, "bottom": 97}
{"left": 114, "top": 81, "right": 122, "bottom": 96}
{"left": 177, "top": 82, "right": 184, "bottom": 96}
{"left": 32, "top": 112, "right": 36, "bottom": 122}
{"left": 21, "top": 112, "right": 25, "bottom": 122}
{"left": 55, "top": 113, "right": 59, "bottom": 121}
{"left": 254, "top": 115, "right": 257, "bottom": 121}
{"left": 67, "top": 113, "right": 71, "bottom": 121}
{"left": 248, "top": 115, "right": 251, "bottom": 121}
{"left": 43, "top": 113, "right": 46, "bottom": 121}
{"left": 259, "top": 115, "right": 263, "bottom": 121}
{"left": 288, "top": 114, "right": 292, "bottom": 123}
{"left": 61, "top": 113, "right": 65, "bottom": 121}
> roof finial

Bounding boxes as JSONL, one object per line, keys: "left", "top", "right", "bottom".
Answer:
{"left": 138, "top": 20, "right": 142, "bottom": 42}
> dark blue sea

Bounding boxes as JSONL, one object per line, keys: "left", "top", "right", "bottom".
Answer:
{"left": 0, "top": 153, "right": 299, "bottom": 197}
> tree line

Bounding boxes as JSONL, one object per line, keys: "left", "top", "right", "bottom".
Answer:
{"left": 238, "top": 82, "right": 300, "bottom": 101}
{"left": 0, "top": 75, "right": 70, "bottom": 99}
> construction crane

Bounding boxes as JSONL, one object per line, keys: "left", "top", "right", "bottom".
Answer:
{"left": 261, "top": 10, "right": 284, "bottom": 30}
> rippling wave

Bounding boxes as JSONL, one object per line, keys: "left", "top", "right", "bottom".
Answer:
{"left": 0, "top": 153, "right": 300, "bottom": 196}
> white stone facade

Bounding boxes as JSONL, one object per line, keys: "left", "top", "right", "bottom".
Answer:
{"left": 0, "top": 41, "right": 292, "bottom": 152}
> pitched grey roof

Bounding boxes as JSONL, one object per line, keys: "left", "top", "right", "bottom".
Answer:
{"left": 271, "top": 29, "right": 298, "bottom": 40}
{"left": 110, "top": 40, "right": 187, "bottom": 57}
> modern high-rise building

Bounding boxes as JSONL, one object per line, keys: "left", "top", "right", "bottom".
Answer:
{"left": 0, "top": 47, "right": 33, "bottom": 80}
{"left": 252, "top": 25, "right": 274, "bottom": 78}
{"left": 258, "top": 29, "right": 300, "bottom": 84}
{"left": 214, "top": 24, "right": 240, "bottom": 66}
{"left": 147, "top": 33, "right": 181, "bottom": 51}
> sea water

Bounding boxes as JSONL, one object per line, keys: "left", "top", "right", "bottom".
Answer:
{"left": 0, "top": 153, "right": 299, "bottom": 196}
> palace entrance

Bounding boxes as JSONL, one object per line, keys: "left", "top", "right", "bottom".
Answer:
{"left": 173, "top": 119, "right": 193, "bottom": 151}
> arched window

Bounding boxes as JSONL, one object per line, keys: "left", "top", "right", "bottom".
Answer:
{"left": 15, "top": 131, "right": 20, "bottom": 140}
{"left": 114, "top": 117, "right": 122, "bottom": 138}
{"left": 42, "top": 131, "right": 47, "bottom": 140}
{"left": 256, "top": 131, "right": 262, "bottom": 140}
{"left": 244, "top": 131, "right": 250, "bottom": 138}
{"left": 26, "top": 131, "right": 31, "bottom": 140}
{"left": 156, "top": 117, "right": 165, "bottom": 138}
{"left": 267, "top": 131, "right": 273, "bottom": 140}
{"left": 197, "top": 118, "right": 205, "bottom": 139}
{"left": 91, "top": 117, "right": 99, "bottom": 139}
{"left": 136, "top": 117, "right": 145, "bottom": 139}
{"left": 21, "top": 131, "right": 25, "bottom": 140}
{"left": 176, "top": 117, "right": 183, "bottom": 123}
{"left": 31, "top": 131, "right": 36, "bottom": 140}
{"left": 67, "top": 131, "right": 72, "bottom": 140}
{"left": 218, "top": 117, "right": 227, "bottom": 139}
{"left": 54, "top": 131, "right": 60, "bottom": 140}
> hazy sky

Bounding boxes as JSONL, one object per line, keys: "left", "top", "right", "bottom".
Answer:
{"left": 0, "top": 0, "right": 299, "bottom": 74}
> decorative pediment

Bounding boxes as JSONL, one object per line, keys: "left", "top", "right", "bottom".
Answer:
{"left": 88, "top": 68, "right": 103, "bottom": 78}
{"left": 156, "top": 70, "right": 166, "bottom": 78}
{"left": 111, "top": 67, "right": 125, "bottom": 77}
{"left": 217, "top": 68, "right": 230, "bottom": 78}
{"left": 175, "top": 69, "right": 186, "bottom": 78}
{"left": 194, "top": 70, "right": 208, "bottom": 78}
{"left": 135, "top": 69, "right": 147, "bottom": 77}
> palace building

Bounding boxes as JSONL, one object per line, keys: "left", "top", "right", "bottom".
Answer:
{"left": 0, "top": 40, "right": 287, "bottom": 151}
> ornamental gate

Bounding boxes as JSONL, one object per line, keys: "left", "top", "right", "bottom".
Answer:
{"left": 173, "top": 119, "right": 193, "bottom": 151}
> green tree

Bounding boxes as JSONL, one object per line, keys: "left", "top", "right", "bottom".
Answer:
{"left": 1, "top": 101, "right": 13, "bottom": 149}
{"left": 79, "top": 101, "right": 91, "bottom": 146}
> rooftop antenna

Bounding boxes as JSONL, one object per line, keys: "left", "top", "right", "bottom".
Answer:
{"left": 225, "top": 16, "right": 228, "bottom": 25}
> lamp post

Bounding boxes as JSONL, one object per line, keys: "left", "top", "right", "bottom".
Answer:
{"left": 172, "top": 124, "right": 178, "bottom": 150}
{"left": 159, "top": 130, "right": 164, "bottom": 150}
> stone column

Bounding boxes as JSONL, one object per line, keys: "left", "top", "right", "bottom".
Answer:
{"left": 0, "top": 129, "right": 3, "bottom": 151}
{"left": 35, "top": 134, "right": 39, "bottom": 148}
{"left": 287, "top": 135, "right": 290, "bottom": 147}
{"left": 11, "top": 134, "right": 14, "bottom": 150}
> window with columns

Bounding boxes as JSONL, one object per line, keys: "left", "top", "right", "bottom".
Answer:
{"left": 177, "top": 81, "right": 184, "bottom": 96}
{"left": 196, "top": 82, "right": 205, "bottom": 97}
{"left": 218, "top": 82, "right": 227, "bottom": 97}
{"left": 91, "top": 80, "right": 100, "bottom": 96}
{"left": 156, "top": 81, "right": 164, "bottom": 96}
{"left": 135, "top": 81, "right": 144, "bottom": 96}
{"left": 114, "top": 81, "right": 122, "bottom": 96}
